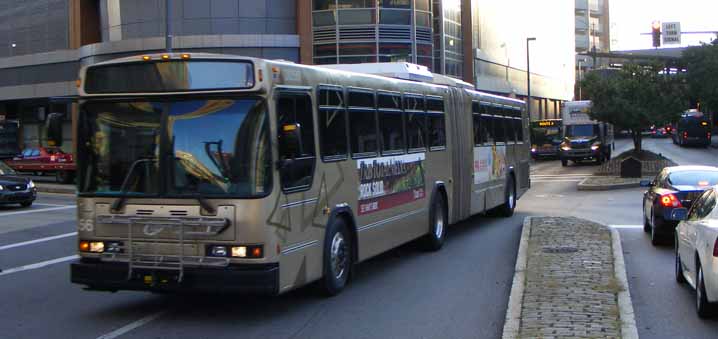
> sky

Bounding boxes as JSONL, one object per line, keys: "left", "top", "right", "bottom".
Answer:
{"left": 610, "top": 0, "right": 718, "bottom": 51}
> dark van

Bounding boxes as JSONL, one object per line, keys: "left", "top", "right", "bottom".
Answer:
{"left": 673, "top": 110, "right": 711, "bottom": 147}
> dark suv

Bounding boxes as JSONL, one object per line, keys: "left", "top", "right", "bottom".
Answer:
{"left": 0, "top": 160, "right": 36, "bottom": 207}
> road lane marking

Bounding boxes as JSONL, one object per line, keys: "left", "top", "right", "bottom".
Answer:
{"left": 609, "top": 224, "right": 643, "bottom": 229}
{"left": 531, "top": 179, "right": 585, "bottom": 183}
{"left": 0, "top": 232, "right": 77, "bottom": 251}
{"left": 96, "top": 311, "right": 168, "bottom": 339}
{"left": 0, "top": 255, "right": 78, "bottom": 277}
{"left": 0, "top": 205, "right": 75, "bottom": 217}
{"left": 33, "top": 203, "right": 74, "bottom": 207}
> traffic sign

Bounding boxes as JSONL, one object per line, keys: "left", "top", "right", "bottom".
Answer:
{"left": 662, "top": 22, "right": 681, "bottom": 45}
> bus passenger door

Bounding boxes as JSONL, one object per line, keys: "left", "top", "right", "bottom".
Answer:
{"left": 275, "top": 90, "right": 323, "bottom": 291}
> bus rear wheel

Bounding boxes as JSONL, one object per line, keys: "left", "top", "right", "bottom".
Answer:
{"left": 320, "top": 218, "right": 352, "bottom": 296}
{"left": 421, "top": 193, "right": 446, "bottom": 251}
{"left": 497, "top": 178, "right": 516, "bottom": 217}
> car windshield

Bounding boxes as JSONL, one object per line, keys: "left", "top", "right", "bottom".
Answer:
{"left": 565, "top": 124, "right": 598, "bottom": 138}
{"left": 77, "top": 98, "right": 272, "bottom": 197}
{"left": 0, "top": 161, "right": 16, "bottom": 175}
{"left": 668, "top": 170, "right": 718, "bottom": 187}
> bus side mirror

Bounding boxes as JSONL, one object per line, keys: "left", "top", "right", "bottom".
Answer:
{"left": 46, "top": 113, "right": 64, "bottom": 147}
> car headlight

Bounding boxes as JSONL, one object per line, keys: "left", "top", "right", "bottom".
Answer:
{"left": 531, "top": 147, "right": 536, "bottom": 153}
{"left": 560, "top": 145, "right": 571, "bottom": 151}
{"left": 590, "top": 144, "right": 601, "bottom": 151}
{"left": 28, "top": 180, "right": 35, "bottom": 189}
{"left": 0, "top": 185, "right": 4, "bottom": 190}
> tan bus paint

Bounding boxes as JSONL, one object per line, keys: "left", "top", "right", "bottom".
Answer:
{"left": 70, "top": 53, "right": 529, "bottom": 295}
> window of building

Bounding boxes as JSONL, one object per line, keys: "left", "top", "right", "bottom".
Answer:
{"left": 315, "top": 0, "right": 337, "bottom": 10}
{"left": 338, "top": 9, "right": 376, "bottom": 25}
{"left": 313, "top": 11, "right": 337, "bottom": 26}
{"left": 416, "top": 12, "right": 431, "bottom": 27}
{"left": 415, "top": 0, "right": 430, "bottom": 11}
{"left": 338, "top": 0, "right": 375, "bottom": 8}
{"left": 340, "top": 43, "right": 377, "bottom": 56}
{"left": 379, "top": 9, "right": 411, "bottom": 25}
{"left": 381, "top": 0, "right": 411, "bottom": 8}
{"left": 314, "top": 44, "right": 337, "bottom": 57}
{"left": 379, "top": 43, "right": 411, "bottom": 61}
{"left": 340, "top": 56, "right": 378, "bottom": 64}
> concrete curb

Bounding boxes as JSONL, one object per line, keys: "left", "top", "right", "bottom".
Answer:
{"left": 577, "top": 177, "right": 642, "bottom": 191}
{"left": 36, "top": 184, "right": 75, "bottom": 195}
{"left": 501, "top": 216, "right": 532, "bottom": 339}
{"left": 611, "top": 228, "right": 640, "bottom": 339}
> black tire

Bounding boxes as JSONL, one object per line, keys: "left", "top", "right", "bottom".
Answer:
{"left": 20, "top": 201, "right": 32, "bottom": 208}
{"left": 497, "top": 178, "right": 516, "bottom": 217}
{"left": 643, "top": 214, "right": 651, "bottom": 233}
{"left": 319, "top": 218, "right": 352, "bottom": 296}
{"left": 421, "top": 193, "right": 446, "bottom": 251}
{"left": 651, "top": 212, "right": 664, "bottom": 246}
{"left": 675, "top": 240, "right": 686, "bottom": 284}
{"left": 561, "top": 159, "right": 568, "bottom": 167}
{"left": 697, "top": 264, "right": 715, "bottom": 318}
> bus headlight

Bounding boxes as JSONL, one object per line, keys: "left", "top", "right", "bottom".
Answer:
{"left": 208, "top": 244, "right": 263, "bottom": 258}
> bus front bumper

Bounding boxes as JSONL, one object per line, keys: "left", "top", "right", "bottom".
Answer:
{"left": 71, "top": 259, "right": 279, "bottom": 295}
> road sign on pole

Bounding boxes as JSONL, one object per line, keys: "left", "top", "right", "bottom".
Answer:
{"left": 662, "top": 22, "right": 681, "bottom": 45}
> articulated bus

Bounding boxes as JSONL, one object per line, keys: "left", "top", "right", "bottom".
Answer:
{"left": 68, "top": 53, "right": 530, "bottom": 295}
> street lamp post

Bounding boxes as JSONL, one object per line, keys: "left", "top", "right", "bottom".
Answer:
{"left": 166, "top": 0, "right": 172, "bottom": 52}
{"left": 526, "top": 37, "right": 536, "bottom": 119}
{"left": 577, "top": 59, "right": 584, "bottom": 100}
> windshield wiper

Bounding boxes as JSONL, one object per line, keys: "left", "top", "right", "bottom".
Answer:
{"left": 111, "top": 158, "right": 156, "bottom": 212}
{"left": 190, "top": 193, "right": 215, "bottom": 214}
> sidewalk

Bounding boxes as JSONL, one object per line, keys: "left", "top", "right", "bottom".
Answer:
{"left": 503, "top": 217, "right": 637, "bottom": 339}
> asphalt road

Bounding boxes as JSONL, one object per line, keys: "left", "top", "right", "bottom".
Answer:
{"left": 527, "top": 137, "right": 718, "bottom": 339}
{"left": 1, "top": 136, "right": 717, "bottom": 338}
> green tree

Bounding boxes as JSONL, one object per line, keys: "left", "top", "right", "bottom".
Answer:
{"left": 581, "top": 63, "right": 688, "bottom": 153}
{"left": 682, "top": 41, "right": 718, "bottom": 117}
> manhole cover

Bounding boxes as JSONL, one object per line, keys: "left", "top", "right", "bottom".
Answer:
{"left": 542, "top": 246, "right": 579, "bottom": 254}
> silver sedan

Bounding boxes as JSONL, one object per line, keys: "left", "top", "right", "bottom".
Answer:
{"left": 675, "top": 186, "right": 718, "bottom": 318}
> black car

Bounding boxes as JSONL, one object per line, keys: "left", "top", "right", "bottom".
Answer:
{"left": 0, "top": 160, "right": 36, "bottom": 207}
{"left": 641, "top": 166, "right": 718, "bottom": 246}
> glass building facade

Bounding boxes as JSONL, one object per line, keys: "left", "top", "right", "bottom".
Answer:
{"left": 312, "top": 0, "right": 435, "bottom": 71}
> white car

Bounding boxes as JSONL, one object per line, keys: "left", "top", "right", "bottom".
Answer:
{"left": 675, "top": 186, "right": 718, "bottom": 317}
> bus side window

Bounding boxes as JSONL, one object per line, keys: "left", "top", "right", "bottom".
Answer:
{"left": 427, "top": 97, "right": 446, "bottom": 150}
{"left": 492, "top": 108, "right": 505, "bottom": 143}
{"left": 318, "top": 87, "right": 349, "bottom": 161}
{"left": 514, "top": 118, "right": 524, "bottom": 143}
{"left": 276, "top": 92, "right": 316, "bottom": 192}
{"left": 480, "top": 114, "right": 494, "bottom": 145}
{"left": 472, "top": 101, "right": 481, "bottom": 146}
{"left": 405, "top": 94, "right": 426, "bottom": 151}
{"left": 378, "top": 93, "right": 405, "bottom": 153}
{"left": 348, "top": 90, "right": 379, "bottom": 156}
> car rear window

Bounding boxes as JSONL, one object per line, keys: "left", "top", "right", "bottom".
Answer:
{"left": 668, "top": 170, "right": 718, "bottom": 187}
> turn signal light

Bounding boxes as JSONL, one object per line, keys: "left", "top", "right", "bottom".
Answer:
{"left": 79, "top": 241, "right": 105, "bottom": 253}
{"left": 161, "top": 54, "right": 170, "bottom": 60}
{"left": 181, "top": 53, "right": 191, "bottom": 59}
{"left": 142, "top": 55, "right": 152, "bottom": 61}
{"left": 660, "top": 193, "right": 682, "bottom": 208}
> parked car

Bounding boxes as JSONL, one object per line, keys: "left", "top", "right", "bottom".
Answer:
{"left": 0, "top": 160, "right": 36, "bottom": 207}
{"left": 641, "top": 166, "right": 718, "bottom": 246}
{"left": 5, "top": 146, "right": 76, "bottom": 183}
{"left": 675, "top": 186, "right": 718, "bottom": 317}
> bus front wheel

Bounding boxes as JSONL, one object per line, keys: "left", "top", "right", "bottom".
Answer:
{"left": 320, "top": 218, "right": 352, "bottom": 296}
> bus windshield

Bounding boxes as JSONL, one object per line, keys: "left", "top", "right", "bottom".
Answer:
{"left": 531, "top": 126, "right": 561, "bottom": 145}
{"left": 78, "top": 98, "right": 272, "bottom": 197}
{"left": 565, "top": 124, "right": 598, "bottom": 138}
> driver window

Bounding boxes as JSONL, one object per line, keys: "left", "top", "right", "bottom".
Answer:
{"left": 276, "top": 92, "right": 316, "bottom": 192}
